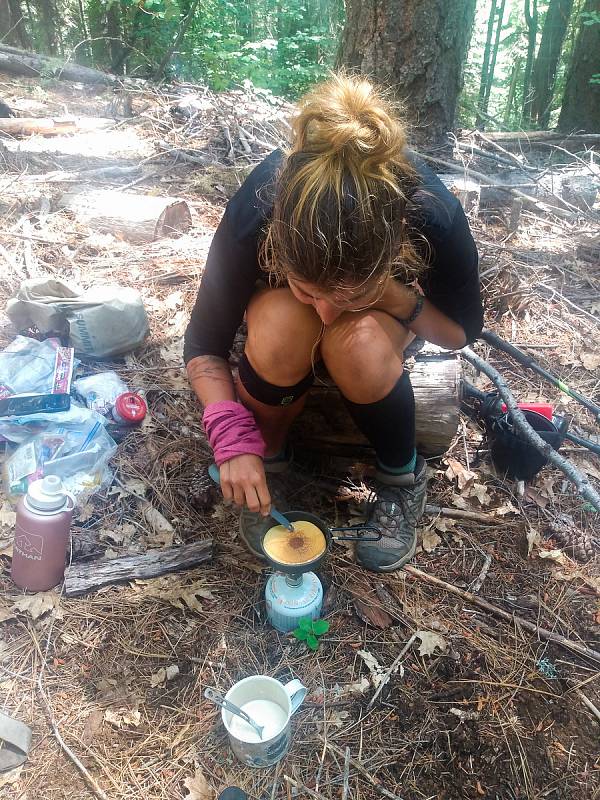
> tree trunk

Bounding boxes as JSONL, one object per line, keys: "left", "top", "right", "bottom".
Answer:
{"left": 337, "top": 0, "right": 477, "bottom": 144}
{"left": 476, "top": 0, "right": 498, "bottom": 127}
{"left": 522, "top": 0, "right": 539, "bottom": 123}
{"left": 5, "top": 0, "right": 32, "bottom": 50}
{"left": 558, "top": 0, "right": 600, "bottom": 133}
{"left": 503, "top": 56, "right": 522, "bottom": 124}
{"left": 106, "top": 1, "right": 123, "bottom": 72}
{"left": 34, "top": 0, "right": 58, "bottom": 54}
{"left": 153, "top": 0, "right": 201, "bottom": 80}
{"left": 530, "top": 0, "right": 574, "bottom": 127}
{"left": 295, "top": 347, "right": 461, "bottom": 458}
{"left": 482, "top": 0, "right": 506, "bottom": 112}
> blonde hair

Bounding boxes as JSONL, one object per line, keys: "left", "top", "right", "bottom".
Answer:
{"left": 262, "top": 72, "right": 425, "bottom": 290}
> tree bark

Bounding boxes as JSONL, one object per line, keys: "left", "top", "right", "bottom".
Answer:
{"left": 503, "top": 56, "right": 522, "bottom": 125}
{"left": 558, "top": 0, "right": 600, "bottom": 133}
{"left": 482, "top": 0, "right": 506, "bottom": 112}
{"left": 35, "top": 0, "right": 58, "bottom": 55}
{"left": 531, "top": 0, "right": 574, "bottom": 127}
{"left": 476, "top": 0, "right": 497, "bottom": 127}
{"left": 522, "top": 0, "right": 539, "bottom": 123}
{"left": 337, "top": 0, "right": 477, "bottom": 144}
{"left": 4, "top": 0, "right": 32, "bottom": 50}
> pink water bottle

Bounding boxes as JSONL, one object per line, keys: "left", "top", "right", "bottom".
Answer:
{"left": 11, "top": 476, "right": 74, "bottom": 592}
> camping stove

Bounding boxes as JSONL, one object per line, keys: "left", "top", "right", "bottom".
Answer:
{"left": 261, "top": 511, "right": 380, "bottom": 633}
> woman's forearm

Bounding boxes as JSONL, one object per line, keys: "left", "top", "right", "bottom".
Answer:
{"left": 186, "top": 355, "right": 237, "bottom": 406}
{"left": 408, "top": 300, "right": 467, "bottom": 350}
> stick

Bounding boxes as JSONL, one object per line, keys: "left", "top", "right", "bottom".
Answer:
{"left": 320, "top": 740, "right": 405, "bottom": 800}
{"left": 461, "top": 347, "right": 600, "bottom": 511}
{"left": 284, "top": 775, "right": 328, "bottom": 800}
{"left": 417, "top": 152, "right": 575, "bottom": 218}
{"left": 469, "top": 550, "right": 493, "bottom": 593}
{"left": 342, "top": 747, "right": 351, "bottom": 800}
{"left": 425, "top": 504, "right": 503, "bottom": 525}
{"left": 403, "top": 565, "right": 600, "bottom": 665}
{"left": 366, "top": 635, "right": 417, "bottom": 710}
{"left": 479, "top": 330, "right": 600, "bottom": 419}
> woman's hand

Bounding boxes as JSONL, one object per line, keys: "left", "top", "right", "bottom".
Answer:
{"left": 219, "top": 454, "right": 271, "bottom": 516}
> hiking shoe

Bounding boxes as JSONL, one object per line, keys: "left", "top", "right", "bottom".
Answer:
{"left": 356, "top": 456, "right": 428, "bottom": 573}
{"left": 238, "top": 450, "right": 292, "bottom": 559}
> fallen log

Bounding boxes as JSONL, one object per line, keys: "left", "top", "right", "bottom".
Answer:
{"left": 64, "top": 539, "right": 213, "bottom": 597}
{"left": 480, "top": 130, "right": 600, "bottom": 148}
{"left": 294, "top": 346, "right": 460, "bottom": 458}
{"left": 58, "top": 189, "right": 192, "bottom": 243}
{"left": 0, "top": 45, "right": 115, "bottom": 85}
{"left": 0, "top": 116, "right": 113, "bottom": 137}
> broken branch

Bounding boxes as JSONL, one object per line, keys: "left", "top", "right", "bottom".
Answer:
{"left": 404, "top": 565, "right": 600, "bottom": 665}
{"left": 461, "top": 346, "right": 600, "bottom": 512}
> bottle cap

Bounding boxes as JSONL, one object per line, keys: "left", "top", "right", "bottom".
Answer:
{"left": 218, "top": 790, "right": 248, "bottom": 800}
{"left": 114, "top": 393, "right": 147, "bottom": 424}
{"left": 27, "top": 476, "right": 69, "bottom": 512}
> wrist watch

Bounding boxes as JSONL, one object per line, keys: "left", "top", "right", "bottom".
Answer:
{"left": 396, "top": 293, "right": 425, "bottom": 327}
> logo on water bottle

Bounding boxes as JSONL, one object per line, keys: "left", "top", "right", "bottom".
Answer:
{"left": 14, "top": 529, "right": 44, "bottom": 561}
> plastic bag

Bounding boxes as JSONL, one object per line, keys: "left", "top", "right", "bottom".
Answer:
{"left": 0, "top": 336, "right": 76, "bottom": 397}
{"left": 0, "top": 402, "right": 107, "bottom": 444}
{"left": 74, "top": 371, "right": 129, "bottom": 416}
{"left": 4, "top": 421, "right": 116, "bottom": 499}
{"left": 6, "top": 277, "right": 149, "bottom": 358}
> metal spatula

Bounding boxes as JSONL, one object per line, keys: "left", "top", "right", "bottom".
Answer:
{"left": 204, "top": 687, "right": 264, "bottom": 740}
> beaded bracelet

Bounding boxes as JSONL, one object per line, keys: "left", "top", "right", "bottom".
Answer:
{"left": 395, "top": 294, "right": 425, "bottom": 327}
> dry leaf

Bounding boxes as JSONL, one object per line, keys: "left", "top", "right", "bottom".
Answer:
{"left": 524, "top": 486, "right": 548, "bottom": 509}
{"left": 577, "top": 459, "right": 600, "bottom": 482}
{"left": 325, "top": 709, "right": 350, "bottom": 729}
{"left": 154, "top": 581, "right": 216, "bottom": 613}
{"left": 451, "top": 493, "right": 470, "bottom": 510}
{"left": 433, "top": 517, "right": 456, "bottom": 533}
{"left": 150, "top": 664, "right": 179, "bottom": 687}
{"left": 76, "top": 502, "right": 95, "bottom": 522}
{"left": 445, "top": 458, "right": 476, "bottom": 491}
{"left": 164, "top": 290, "right": 183, "bottom": 309}
{"left": 0, "top": 603, "right": 16, "bottom": 624}
{"left": 580, "top": 350, "right": 600, "bottom": 371}
{"left": 416, "top": 630, "right": 448, "bottom": 657}
{"left": 104, "top": 707, "right": 142, "bottom": 728}
{"left": 141, "top": 504, "right": 175, "bottom": 547}
{"left": 538, "top": 549, "right": 569, "bottom": 566}
{"left": 526, "top": 528, "right": 542, "bottom": 557}
{"left": 422, "top": 528, "right": 442, "bottom": 553}
{"left": 494, "top": 501, "right": 519, "bottom": 516}
{"left": 13, "top": 591, "right": 59, "bottom": 620}
{"left": 0, "top": 505, "right": 16, "bottom": 530}
{"left": 468, "top": 483, "right": 492, "bottom": 506}
{"left": 184, "top": 767, "right": 214, "bottom": 800}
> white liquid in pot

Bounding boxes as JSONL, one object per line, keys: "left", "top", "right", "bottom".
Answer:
{"left": 228, "top": 699, "right": 287, "bottom": 743}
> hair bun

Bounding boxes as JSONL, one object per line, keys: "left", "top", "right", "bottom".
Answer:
{"left": 291, "top": 72, "right": 408, "bottom": 171}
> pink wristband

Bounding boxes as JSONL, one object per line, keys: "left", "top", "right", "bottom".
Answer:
{"left": 202, "top": 400, "right": 266, "bottom": 466}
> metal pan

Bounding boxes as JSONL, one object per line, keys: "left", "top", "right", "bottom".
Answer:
{"left": 261, "top": 510, "right": 380, "bottom": 575}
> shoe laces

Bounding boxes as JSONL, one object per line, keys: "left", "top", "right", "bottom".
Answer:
{"left": 366, "top": 482, "right": 421, "bottom": 538}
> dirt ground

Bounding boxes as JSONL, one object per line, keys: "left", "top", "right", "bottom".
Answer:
{"left": 0, "top": 75, "right": 598, "bottom": 800}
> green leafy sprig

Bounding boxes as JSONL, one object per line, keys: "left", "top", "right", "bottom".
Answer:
{"left": 292, "top": 616, "right": 330, "bottom": 651}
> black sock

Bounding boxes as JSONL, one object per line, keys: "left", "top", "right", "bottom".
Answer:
{"left": 343, "top": 371, "right": 416, "bottom": 471}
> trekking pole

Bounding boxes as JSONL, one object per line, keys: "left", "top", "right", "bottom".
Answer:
{"left": 480, "top": 329, "right": 600, "bottom": 423}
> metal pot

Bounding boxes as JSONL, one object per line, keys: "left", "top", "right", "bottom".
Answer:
{"left": 260, "top": 510, "right": 380, "bottom": 574}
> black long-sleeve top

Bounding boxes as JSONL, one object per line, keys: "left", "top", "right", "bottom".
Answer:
{"left": 184, "top": 149, "right": 483, "bottom": 364}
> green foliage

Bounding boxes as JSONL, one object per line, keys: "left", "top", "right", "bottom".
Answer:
{"left": 292, "top": 616, "right": 330, "bottom": 651}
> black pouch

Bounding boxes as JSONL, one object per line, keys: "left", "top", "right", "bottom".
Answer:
{"left": 488, "top": 410, "right": 563, "bottom": 481}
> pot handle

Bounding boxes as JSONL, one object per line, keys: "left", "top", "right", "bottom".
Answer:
{"left": 284, "top": 679, "right": 307, "bottom": 714}
{"left": 330, "top": 524, "right": 381, "bottom": 542}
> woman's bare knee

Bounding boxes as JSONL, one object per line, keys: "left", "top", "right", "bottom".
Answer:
{"left": 246, "top": 288, "right": 322, "bottom": 384}
{"left": 321, "top": 311, "right": 407, "bottom": 402}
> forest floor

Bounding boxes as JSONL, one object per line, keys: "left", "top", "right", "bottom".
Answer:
{"left": 0, "top": 75, "right": 599, "bottom": 800}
